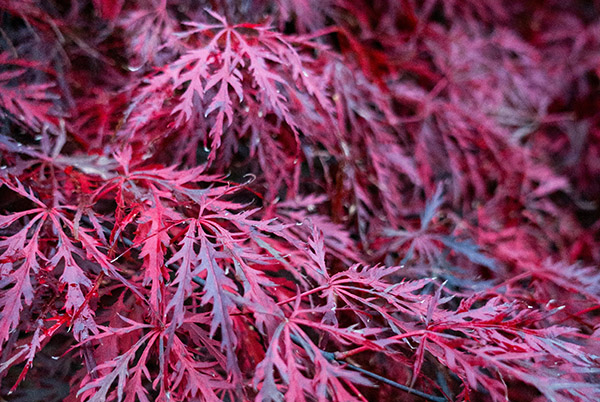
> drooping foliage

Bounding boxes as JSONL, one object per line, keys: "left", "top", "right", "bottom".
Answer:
{"left": 1, "top": 1, "right": 599, "bottom": 401}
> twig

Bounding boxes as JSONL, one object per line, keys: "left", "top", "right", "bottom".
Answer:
{"left": 289, "top": 333, "right": 447, "bottom": 402}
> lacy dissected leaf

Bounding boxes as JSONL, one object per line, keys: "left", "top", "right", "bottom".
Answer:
{"left": 415, "top": 296, "right": 600, "bottom": 401}
{"left": 0, "top": 53, "right": 58, "bottom": 130}
{"left": 128, "top": 9, "right": 329, "bottom": 161}
{"left": 253, "top": 308, "right": 374, "bottom": 402}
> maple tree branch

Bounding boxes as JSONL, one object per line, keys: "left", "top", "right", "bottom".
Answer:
{"left": 89, "top": 218, "right": 447, "bottom": 401}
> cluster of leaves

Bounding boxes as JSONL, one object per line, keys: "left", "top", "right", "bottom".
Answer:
{"left": 1, "top": 0, "right": 599, "bottom": 401}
